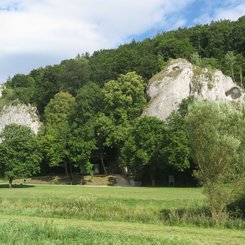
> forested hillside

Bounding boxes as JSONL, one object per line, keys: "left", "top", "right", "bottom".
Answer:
{"left": 3, "top": 16, "right": 245, "bottom": 114}
{"left": 1, "top": 16, "right": 245, "bottom": 186}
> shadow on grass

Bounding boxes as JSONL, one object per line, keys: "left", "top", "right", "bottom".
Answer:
{"left": 0, "top": 184, "right": 35, "bottom": 188}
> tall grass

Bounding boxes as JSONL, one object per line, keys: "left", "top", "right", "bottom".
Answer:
{"left": 0, "top": 196, "right": 244, "bottom": 229}
{"left": 0, "top": 221, "right": 192, "bottom": 245}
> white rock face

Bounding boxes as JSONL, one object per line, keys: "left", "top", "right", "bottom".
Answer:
{"left": 143, "top": 59, "right": 245, "bottom": 120}
{"left": 0, "top": 104, "right": 41, "bottom": 135}
{"left": 0, "top": 85, "right": 5, "bottom": 97}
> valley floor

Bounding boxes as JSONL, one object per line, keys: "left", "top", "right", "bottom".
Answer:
{"left": 0, "top": 184, "right": 244, "bottom": 244}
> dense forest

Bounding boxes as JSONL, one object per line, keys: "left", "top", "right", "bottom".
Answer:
{"left": 1, "top": 16, "right": 245, "bottom": 187}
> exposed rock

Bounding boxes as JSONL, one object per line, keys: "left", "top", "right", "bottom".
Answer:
{"left": 0, "top": 85, "right": 5, "bottom": 97}
{"left": 113, "top": 174, "right": 130, "bottom": 186}
{"left": 225, "top": 87, "right": 242, "bottom": 99}
{"left": 143, "top": 59, "right": 245, "bottom": 120}
{"left": 0, "top": 104, "right": 41, "bottom": 135}
{"left": 0, "top": 85, "right": 41, "bottom": 135}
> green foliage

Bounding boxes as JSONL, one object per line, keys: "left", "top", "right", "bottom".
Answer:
{"left": 186, "top": 101, "right": 245, "bottom": 222}
{"left": 41, "top": 90, "right": 95, "bottom": 178}
{"left": 177, "top": 96, "right": 195, "bottom": 117}
{"left": 29, "top": 57, "right": 90, "bottom": 115}
{"left": 68, "top": 122, "right": 96, "bottom": 172}
{"left": 73, "top": 82, "right": 105, "bottom": 125}
{"left": 225, "top": 51, "right": 236, "bottom": 81}
{"left": 3, "top": 16, "right": 245, "bottom": 116}
{"left": 120, "top": 116, "right": 167, "bottom": 174}
{"left": 86, "top": 72, "right": 147, "bottom": 172}
{"left": 3, "top": 75, "right": 36, "bottom": 104}
{"left": 103, "top": 72, "right": 146, "bottom": 120}
{"left": 0, "top": 124, "right": 41, "bottom": 186}
{"left": 156, "top": 38, "right": 195, "bottom": 61}
{"left": 100, "top": 72, "right": 147, "bottom": 147}
{"left": 165, "top": 113, "right": 190, "bottom": 171}
{"left": 190, "top": 52, "right": 202, "bottom": 66}
{"left": 1, "top": 16, "right": 245, "bottom": 183}
{"left": 41, "top": 92, "right": 75, "bottom": 174}
{"left": 120, "top": 116, "right": 190, "bottom": 185}
{"left": 85, "top": 162, "right": 94, "bottom": 176}
{"left": 44, "top": 92, "right": 75, "bottom": 127}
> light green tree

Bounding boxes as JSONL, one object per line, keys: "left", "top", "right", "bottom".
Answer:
{"left": 186, "top": 101, "right": 245, "bottom": 222}
{"left": 41, "top": 92, "right": 75, "bottom": 180}
{"left": 190, "top": 52, "right": 202, "bottom": 66}
{"left": 225, "top": 51, "right": 236, "bottom": 82}
{"left": 95, "top": 72, "right": 147, "bottom": 172}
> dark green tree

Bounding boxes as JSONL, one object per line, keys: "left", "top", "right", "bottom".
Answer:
{"left": 41, "top": 92, "right": 75, "bottom": 180}
{"left": 4, "top": 74, "right": 36, "bottom": 104}
{"left": 73, "top": 82, "right": 105, "bottom": 125}
{"left": 120, "top": 116, "right": 189, "bottom": 186}
{"left": 0, "top": 124, "right": 41, "bottom": 187}
{"left": 70, "top": 83, "right": 106, "bottom": 174}
{"left": 156, "top": 38, "right": 194, "bottom": 61}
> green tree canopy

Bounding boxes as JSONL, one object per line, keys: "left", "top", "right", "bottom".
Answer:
{"left": 73, "top": 82, "right": 105, "bottom": 125}
{"left": 101, "top": 71, "right": 147, "bottom": 146}
{"left": 92, "top": 72, "right": 147, "bottom": 173}
{"left": 120, "top": 116, "right": 190, "bottom": 186}
{"left": 186, "top": 101, "right": 245, "bottom": 222}
{"left": 41, "top": 92, "right": 75, "bottom": 178}
{"left": 0, "top": 124, "right": 41, "bottom": 187}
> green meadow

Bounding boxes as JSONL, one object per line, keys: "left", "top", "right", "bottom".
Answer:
{"left": 0, "top": 184, "right": 244, "bottom": 244}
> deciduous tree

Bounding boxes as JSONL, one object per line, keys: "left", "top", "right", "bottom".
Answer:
{"left": 186, "top": 101, "right": 245, "bottom": 222}
{"left": 0, "top": 124, "right": 41, "bottom": 187}
{"left": 41, "top": 92, "right": 75, "bottom": 181}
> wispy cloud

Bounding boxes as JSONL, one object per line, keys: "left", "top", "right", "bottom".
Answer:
{"left": 0, "top": 0, "right": 194, "bottom": 82}
{"left": 0, "top": 0, "right": 244, "bottom": 83}
{"left": 194, "top": 0, "right": 245, "bottom": 24}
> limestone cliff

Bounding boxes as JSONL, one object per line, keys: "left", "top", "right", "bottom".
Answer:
{"left": 143, "top": 59, "right": 245, "bottom": 120}
{"left": 0, "top": 86, "right": 40, "bottom": 135}
{"left": 0, "top": 104, "right": 40, "bottom": 135}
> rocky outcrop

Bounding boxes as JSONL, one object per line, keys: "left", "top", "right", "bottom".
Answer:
{"left": 0, "top": 104, "right": 41, "bottom": 135}
{"left": 0, "top": 85, "right": 5, "bottom": 97}
{"left": 143, "top": 59, "right": 245, "bottom": 120}
{"left": 0, "top": 85, "right": 41, "bottom": 135}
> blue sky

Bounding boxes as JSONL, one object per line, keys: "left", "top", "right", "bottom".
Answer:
{"left": 0, "top": 0, "right": 245, "bottom": 83}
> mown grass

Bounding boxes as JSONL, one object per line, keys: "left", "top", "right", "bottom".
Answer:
{"left": 0, "top": 184, "right": 244, "bottom": 244}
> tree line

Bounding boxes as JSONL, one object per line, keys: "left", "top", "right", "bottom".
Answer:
{"left": 0, "top": 16, "right": 244, "bottom": 222}
{"left": 2, "top": 16, "right": 245, "bottom": 115}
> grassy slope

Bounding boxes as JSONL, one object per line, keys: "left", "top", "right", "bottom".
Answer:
{"left": 0, "top": 184, "right": 244, "bottom": 244}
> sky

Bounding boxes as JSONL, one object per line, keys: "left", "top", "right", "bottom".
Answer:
{"left": 0, "top": 0, "right": 245, "bottom": 83}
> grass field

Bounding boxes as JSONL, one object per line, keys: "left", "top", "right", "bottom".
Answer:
{"left": 0, "top": 183, "right": 244, "bottom": 244}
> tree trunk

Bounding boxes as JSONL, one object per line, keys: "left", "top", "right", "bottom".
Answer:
{"left": 151, "top": 178, "right": 156, "bottom": 187}
{"left": 100, "top": 154, "right": 107, "bottom": 175}
{"left": 8, "top": 178, "right": 13, "bottom": 188}
{"left": 69, "top": 161, "right": 73, "bottom": 185}
{"left": 150, "top": 172, "right": 156, "bottom": 187}
{"left": 64, "top": 160, "right": 69, "bottom": 178}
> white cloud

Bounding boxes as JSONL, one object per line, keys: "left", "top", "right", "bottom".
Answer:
{"left": 215, "top": 2, "right": 245, "bottom": 21}
{"left": 194, "top": 0, "right": 245, "bottom": 24}
{"left": 0, "top": 0, "right": 194, "bottom": 82}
